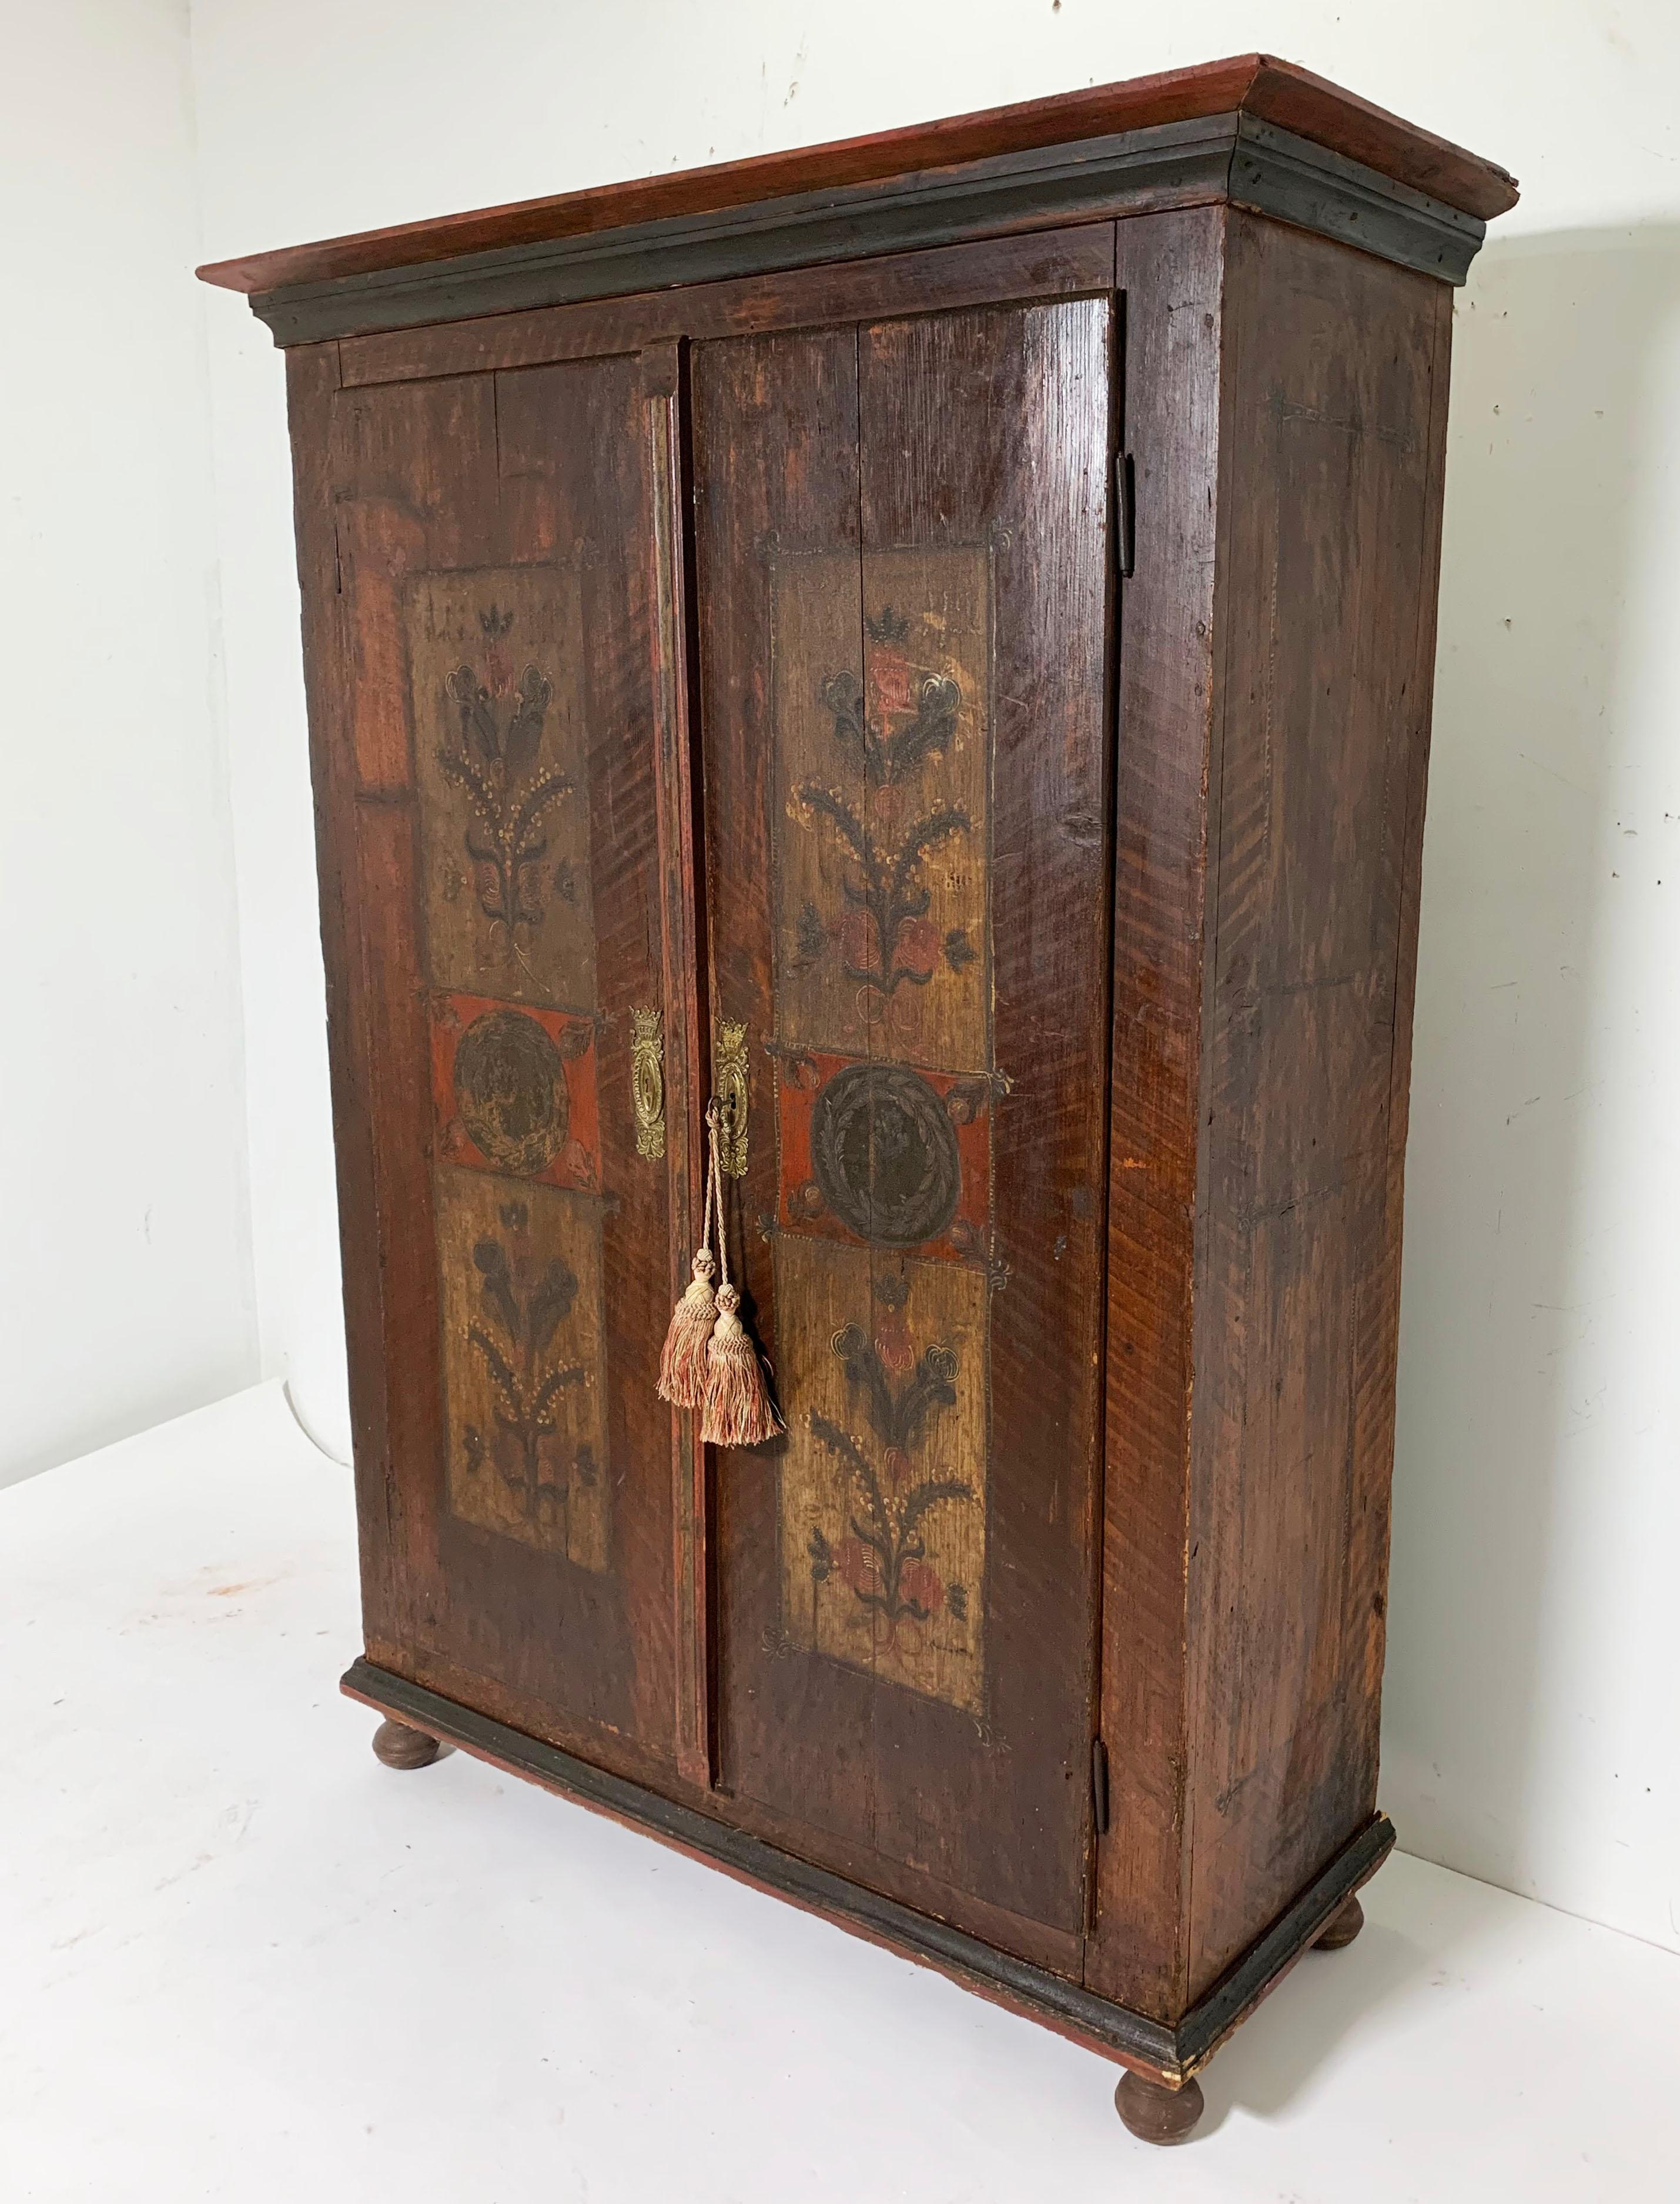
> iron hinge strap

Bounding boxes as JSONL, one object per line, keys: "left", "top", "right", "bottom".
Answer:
{"left": 1115, "top": 451, "right": 1136, "bottom": 580}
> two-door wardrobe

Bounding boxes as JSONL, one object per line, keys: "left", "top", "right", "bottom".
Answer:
{"left": 199, "top": 54, "right": 1515, "bottom": 2145}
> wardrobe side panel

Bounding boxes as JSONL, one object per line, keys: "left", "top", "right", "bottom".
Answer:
{"left": 1087, "top": 206, "right": 1229, "bottom": 2022}
{"left": 1184, "top": 215, "right": 1454, "bottom": 2001}
{"left": 287, "top": 341, "right": 413, "bottom": 1661}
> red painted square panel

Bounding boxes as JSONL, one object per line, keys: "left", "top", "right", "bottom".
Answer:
{"left": 775, "top": 1047, "right": 996, "bottom": 1267}
{"left": 430, "top": 992, "right": 599, "bottom": 1192}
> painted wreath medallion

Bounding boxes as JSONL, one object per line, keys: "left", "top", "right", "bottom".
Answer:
{"left": 809, "top": 1061, "right": 962, "bottom": 1248}
{"left": 452, "top": 1007, "right": 570, "bottom": 1177}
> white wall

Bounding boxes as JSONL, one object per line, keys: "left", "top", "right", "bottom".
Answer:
{"left": 188, "top": 1, "right": 1680, "bottom": 1954}
{"left": 0, "top": 0, "right": 256, "bottom": 1488}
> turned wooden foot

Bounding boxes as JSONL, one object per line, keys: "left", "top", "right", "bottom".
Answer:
{"left": 1115, "top": 2071, "right": 1204, "bottom": 2146}
{"left": 1315, "top": 1893, "right": 1366, "bottom": 1951}
{"left": 372, "top": 1717, "right": 447, "bottom": 1770}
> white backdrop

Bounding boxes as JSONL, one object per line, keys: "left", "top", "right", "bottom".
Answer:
{"left": 183, "top": 2, "right": 1680, "bottom": 1955}
{"left": 0, "top": 0, "right": 256, "bottom": 1488}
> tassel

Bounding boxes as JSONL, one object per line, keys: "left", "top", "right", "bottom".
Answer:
{"left": 657, "top": 1121, "right": 719, "bottom": 1410}
{"left": 699, "top": 1099, "right": 781, "bottom": 1448}
{"left": 657, "top": 1245, "right": 717, "bottom": 1409}
{"left": 700, "top": 1284, "right": 782, "bottom": 1448}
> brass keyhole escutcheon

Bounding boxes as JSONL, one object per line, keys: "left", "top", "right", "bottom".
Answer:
{"left": 631, "top": 1006, "right": 665, "bottom": 1160}
{"left": 715, "top": 1020, "right": 749, "bottom": 1178}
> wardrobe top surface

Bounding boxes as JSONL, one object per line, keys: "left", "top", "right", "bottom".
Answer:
{"left": 196, "top": 53, "right": 1518, "bottom": 301}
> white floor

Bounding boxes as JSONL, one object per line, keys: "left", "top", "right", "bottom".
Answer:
{"left": 3, "top": 1384, "right": 1676, "bottom": 2202}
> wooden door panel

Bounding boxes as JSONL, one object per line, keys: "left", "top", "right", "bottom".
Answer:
{"left": 329, "top": 351, "right": 681, "bottom": 1782}
{"left": 691, "top": 324, "right": 874, "bottom": 1866}
{"left": 694, "top": 293, "right": 1113, "bottom": 1953}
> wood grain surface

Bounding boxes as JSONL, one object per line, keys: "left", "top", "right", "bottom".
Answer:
{"left": 199, "top": 53, "right": 1514, "bottom": 299}
{"left": 285, "top": 193, "right": 1466, "bottom": 2060}
{"left": 1180, "top": 214, "right": 1452, "bottom": 2004}
{"left": 336, "top": 226, "right": 1116, "bottom": 392}
{"left": 691, "top": 271, "right": 1113, "bottom": 1960}
{"left": 1087, "top": 207, "right": 1452, "bottom": 2017}
{"left": 314, "top": 346, "right": 687, "bottom": 1787}
{"left": 1086, "top": 204, "right": 1230, "bottom": 2021}
{"left": 344, "top": 1655, "right": 1395, "bottom": 2084}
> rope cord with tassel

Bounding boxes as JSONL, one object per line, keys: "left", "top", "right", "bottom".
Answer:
{"left": 655, "top": 1108, "right": 718, "bottom": 1410}
{"left": 698, "top": 1101, "right": 781, "bottom": 1446}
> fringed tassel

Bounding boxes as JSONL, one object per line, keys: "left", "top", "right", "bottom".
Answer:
{"left": 658, "top": 1120, "right": 720, "bottom": 1410}
{"left": 656, "top": 1245, "right": 717, "bottom": 1410}
{"left": 700, "top": 1283, "right": 782, "bottom": 1448}
{"left": 695, "top": 1096, "right": 781, "bottom": 1448}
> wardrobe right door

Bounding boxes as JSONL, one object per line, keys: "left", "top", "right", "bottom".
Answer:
{"left": 692, "top": 284, "right": 1116, "bottom": 1971}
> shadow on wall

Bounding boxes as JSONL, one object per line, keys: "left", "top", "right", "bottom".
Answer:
{"left": 1381, "top": 224, "right": 1680, "bottom": 1942}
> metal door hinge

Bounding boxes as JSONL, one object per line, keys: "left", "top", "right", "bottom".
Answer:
{"left": 1115, "top": 453, "right": 1136, "bottom": 580}
{"left": 1091, "top": 1737, "right": 1110, "bottom": 1837}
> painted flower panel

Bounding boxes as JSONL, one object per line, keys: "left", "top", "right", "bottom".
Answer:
{"left": 776, "top": 1237, "right": 986, "bottom": 1713}
{"left": 770, "top": 545, "right": 990, "bottom": 1072}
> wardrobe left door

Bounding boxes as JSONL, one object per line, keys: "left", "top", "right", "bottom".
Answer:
{"left": 294, "top": 343, "right": 700, "bottom": 1791}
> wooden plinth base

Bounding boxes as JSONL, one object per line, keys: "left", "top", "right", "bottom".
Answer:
{"left": 1314, "top": 1893, "right": 1366, "bottom": 1951}
{"left": 1115, "top": 2070, "right": 1204, "bottom": 2145}
{"left": 372, "top": 1717, "right": 447, "bottom": 1770}
{"left": 343, "top": 1657, "right": 1394, "bottom": 2083}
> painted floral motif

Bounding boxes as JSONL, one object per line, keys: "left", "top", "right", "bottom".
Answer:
{"left": 791, "top": 604, "right": 979, "bottom": 1000}
{"left": 789, "top": 788, "right": 974, "bottom": 997}
{"left": 772, "top": 554, "right": 992, "bottom": 1706}
{"left": 817, "top": 615, "right": 960, "bottom": 786}
{"left": 437, "top": 606, "right": 575, "bottom": 954}
{"left": 806, "top": 1274, "right": 973, "bottom": 1644}
{"left": 460, "top": 1199, "right": 597, "bottom": 1529}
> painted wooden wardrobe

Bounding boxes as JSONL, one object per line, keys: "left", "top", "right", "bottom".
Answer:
{"left": 199, "top": 55, "right": 1515, "bottom": 2143}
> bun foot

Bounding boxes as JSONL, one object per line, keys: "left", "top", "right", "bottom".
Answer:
{"left": 1315, "top": 1893, "right": 1366, "bottom": 1951}
{"left": 372, "top": 1717, "right": 447, "bottom": 1770}
{"left": 1115, "top": 2071, "right": 1204, "bottom": 2146}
